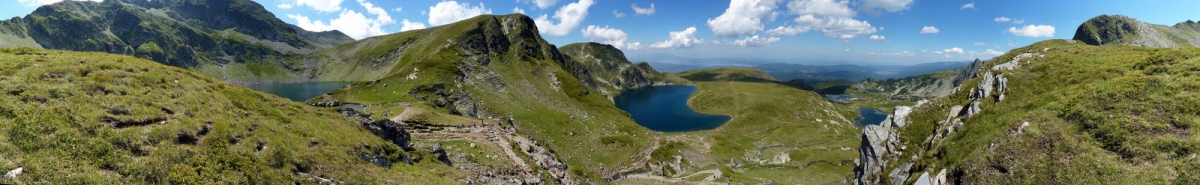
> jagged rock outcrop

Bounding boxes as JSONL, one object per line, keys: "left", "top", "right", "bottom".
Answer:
{"left": 855, "top": 105, "right": 915, "bottom": 185}
{"left": 952, "top": 59, "right": 985, "bottom": 87}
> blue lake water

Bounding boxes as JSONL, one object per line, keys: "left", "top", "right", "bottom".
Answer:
{"left": 246, "top": 82, "right": 353, "bottom": 102}
{"left": 614, "top": 85, "right": 732, "bottom": 132}
{"left": 824, "top": 94, "right": 861, "bottom": 103}
{"left": 855, "top": 108, "right": 889, "bottom": 126}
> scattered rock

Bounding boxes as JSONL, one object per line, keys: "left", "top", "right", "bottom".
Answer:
{"left": 892, "top": 106, "right": 913, "bottom": 128}
{"left": 914, "top": 172, "right": 932, "bottom": 185}
{"left": 361, "top": 119, "right": 412, "bottom": 149}
{"left": 1016, "top": 121, "right": 1030, "bottom": 135}
{"left": 432, "top": 143, "right": 453, "bottom": 166}
{"left": 966, "top": 100, "right": 982, "bottom": 118}
{"left": 4, "top": 167, "right": 20, "bottom": 179}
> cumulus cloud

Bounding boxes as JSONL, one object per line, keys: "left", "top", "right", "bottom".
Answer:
{"left": 867, "top": 50, "right": 915, "bottom": 57}
{"left": 1012, "top": 19, "right": 1024, "bottom": 24}
{"left": 973, "top": 42, "right": 986, "bottom": 46}
{"left": 1007, "top": 25, "right": 1055, "bottom": 37}
{"left": 984, "top": 49, "right": 1004, "bottom": 55}
{"left": 766, "top": 0, "right": 878, "bottom": 39}
{"left": 920, "top": 49, "right": 928, "bottom": 53}
{"left": 868, "top": 35, "right": 886, "bottom": 41}
{"left": 706, "top": 0, "right": 781, "bottom": 37}
{"left": 287, "top": 0, "right": 396, "bottom": 39}
{"left": 521, "top": 0, "right": 560, "bottom": 9}
{"left": 513, "top": 7, "right": 525, "bottom": 14}
{"left": 278, "top": 3, "right": 294, "bottom": 9}
{"left": 613, "top": 10, "right": 626, "bottom": 18}
{"left": 428, "top": 1, "right": 492, "bottom": 26}
{"left": 730, "top": 35, "right": 781, "bottom": 47}
{"left": 920, "top": 26, "right": 939, "bottom": 34}
{"left": 295, "top": 0, "right": 346, "bottom": 13}
{"left": 533, "top": 0, "right": 594, "bottom": 36}
{"left": 650, "top": 27, "right": 705, "bottom": 49}
{"left": 581, "top": 25, "right": 642, "bottom": 50}
{"left": 18, "top": 0, "right": 101, "bottom": 6}
{"left": 942, "top": 47, "right": 964, "bottom": 54}
{"left": 860, "top": 0, "right": 914, "bottom": 15}
{"left": 400, "top": 19, "right": 426, "bottom": 32}
{"left": 960, "top": 2, "right": 976, "bottom": 10}
{"left": 632, "top": 3, "right": 656, "bottom": 15}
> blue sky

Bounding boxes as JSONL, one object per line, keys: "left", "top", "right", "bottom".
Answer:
{"left": 3, "top": 0, "right": 1200, "bottom": 65}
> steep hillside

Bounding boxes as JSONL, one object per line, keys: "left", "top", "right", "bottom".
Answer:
{"left": 558, "top": 42, "right": 677, "bottom": 96}
{"left": 1074, "top": 14, "right": 1200, "bottom": 48}
{"left": 855, "top": 39, "right": 1200, "bottom": 184}
{"left": 0, "top": 48, "right": 464, "bottom": 184}
{"left": 0, "top": 0, "right": 354, "bottom": 83}
{"left": 610, "top": 67, "right": 859, "bottom": 184}
{"left": 315, "top": 14, "right": 655, "bottom": 183}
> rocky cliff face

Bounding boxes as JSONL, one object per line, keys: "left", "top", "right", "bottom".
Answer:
{"left": 558, "top": 42, "right": 674, "bottom": 95}
{"left": 1, "top": 0, "right": 354, "bottom": 83}
{"left": 853, "top": 70, "right": 959, "bottom": 101}
{"left": 1074, "top": 14, "right": 1200, "bottom": 48}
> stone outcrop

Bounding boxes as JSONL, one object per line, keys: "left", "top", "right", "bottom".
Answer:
{"left": 855, "top": 105, "right": 915, "bottom": 185}
{"left": 1074, "top": 14, "right": 1200, "bottom": 48}
{"left": 953, "top": 59, "right": 985, "bottom": 87}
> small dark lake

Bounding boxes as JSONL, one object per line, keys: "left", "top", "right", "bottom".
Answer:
{"left": 246, "top": 82, "right": 353, "bottom": 102}
{"left": 855, "top": 108, "right": 888, "bottom": 126}
{"left": 824, "top": 94, "right": 861, "bottom": 103}
{"left": 614, "top": 85, "right": 731, "bottom": 132}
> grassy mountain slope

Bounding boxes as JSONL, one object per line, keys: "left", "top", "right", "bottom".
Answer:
{"left": 0, "top": 48, "right": 463, "bottom": 184}
{"left": 631, "top": 68, "right": 858, "bottom": 184}
{"left": 871, "top": 39, "right": 1200, "bottom": 184}
{"left": 2, "top": 0, "right": 354, "bottom": 83}
{"left": 316, "top": 14, "right": 654, "bottom": 183}
{"left": 558, "top": 42, "right": 677, "bottom": 96}
{"left": 1074, "top": 14, "right": 1200, "bottom": 48}
{"left": 852, "top": 70, "right": 959, "bottom": 101}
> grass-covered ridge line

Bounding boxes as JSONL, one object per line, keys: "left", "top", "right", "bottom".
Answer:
{"left": 0, "top": 48, "right": 459, "bottom": 184}
{"left": 888, "top": 39, "right": 1200, "bottom": 184}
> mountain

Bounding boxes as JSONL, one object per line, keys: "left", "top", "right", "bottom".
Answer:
{"left": 0, "top": 0, "right": 354, "bottom": 83}
{"left": 1074, "top": 14, "right": 1200, "bottom": 48}
{"left": 853, "top": 37, "right": 1200, "bottom": 184}
{"left": 313, "top": 14, "right": 656, "bottom": 183}
{"left": 851, "top": 70, "right": 961, "bottom": 101}
{"left": 676, "top": 67, "right": 777, "bottom": 82}
{"left": 0, "top": 48, "right": 470, "bottom": 183}
{"left": 558, "top": 42, "right": 677, "bottom": 96}
{"left": 756, "top": 61, "right": 969, "bottom": 83}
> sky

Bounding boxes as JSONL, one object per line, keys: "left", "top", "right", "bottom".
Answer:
{"left": 3, "top": 0, "right": 1200, "bottom": 65}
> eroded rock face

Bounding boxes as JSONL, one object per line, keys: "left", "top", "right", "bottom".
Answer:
{"left": 361, "top": 119, "right": 412, "bottom": 149}
{"left": 856, "top": 124, "right": 890, "bottom": 185}
{"left": 953, "top": 59, "right": 985, "bottom": 87}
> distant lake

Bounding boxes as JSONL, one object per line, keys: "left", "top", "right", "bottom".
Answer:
{"left": 855, "top": 108, "right": 888, "bottom": 126}
{"left": 246, "top": 82, "right": 353, "bottom": 102}
{"left": 824, "top": 94, "right": 861, "bottom": 103}
{"left": 614, "top": 85, "right": 731, "bottom": 132}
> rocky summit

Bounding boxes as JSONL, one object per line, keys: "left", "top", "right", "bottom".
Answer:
{"left": 1074, "top": 14, "right": 1200, "bottom": 48}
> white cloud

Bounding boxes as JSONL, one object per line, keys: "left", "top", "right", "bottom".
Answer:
{"left": 766, "top": 0, "right": 877, "bottom": 39}
{"left": 613, "top": 10, "right": 626, "bottom": 18}
{"left": 973, "top": 42, "right": 986, "bottom": 46}
{"left": 730, "top": 35, "right": 781, "bottom": 47}
{"left": 860, "top": 0, "right": 914, "bottom": 15}
{"left": 295, "top": 0, "right": 346, "bottom": 13}
{"left": 650, "top": 27, "right": 705, "bottom": 49}
{"left": 868, "top": 35, "right": 886, "bottom": 41}
{"left": 632, "top": 3, "right": 656, "bottom": 15}
{"left": 513, "top": 7, "right": 525, "bottom": 14}
{"left": 521, "top": 0, "right": 560, "bottom": 9}
{"left": 932, "top": 51, "right": 943, "bottom": 54}
{"left": 920, "top": 26, "right": 939, "bottom": 34}
{"left": 428, "top": 1, "right": 492, "bottom": 26}
{"left": 707, "top": 0, "right": 781, "bottom": 37}
{"left": 580, "top": 25, "right": 641, "bottom": 50}
{"left": 920, "top": 49, "right": 928, "bottom": 53}
{"left": 1012, "top": 19, "right": 1024, "bottom": 24}
{"left": 421, "top": 10, "right": 428, "bottom": 15}
{"left": 867, "top": 50, "right": 915, "bottom": 57}
{"left": 994, "top": 16, "right": 1011, "bottom": 22}
{"left": 391, "top": 7, "right": 402, "bottom": 12}
{"left": 942, "top": 47, "right": 964, "bottom": 54}
{"left": 984, "top": 49, "right": 1004, "bottom": 55}
{"left": 960, "top": 2, "right": 976, "bottom": 10}
{"left": 1007, "top": 25, "right": 1055, "bottom": 38}
{"left": 278, "top": 3, "right": 294, "bottom": 9}
{"left": 400, "top": 19, "right": 427, "bottom": 32}
{"left": 534, "top": 0, "right": 595, "bottom": 36}
{"left": 287, "top": 0, "right": 396, "bottom": 39}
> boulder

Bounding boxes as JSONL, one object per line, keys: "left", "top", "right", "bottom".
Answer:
{"left": 995, "top": 74, "right": 1008, "bottom": 101}
{"left": 913, "top": 172, "right": 932, "bottom": 185}
{"left": 432, "top": 143, "right": 453, "bottom": 166}
{"left": 3, "top": 167, "right": 20, "bottom": 179}
{"left": 966, "top": 100, "right": 982, "bottom": 118}
{"left": 361, "top": 119, "right": 412, "bottom": 149}
{"left": 888, "top": 161, "right": 915, "bottom": 185}
{"left": 892, "top": 106, "right": 913, "bottom": 128}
